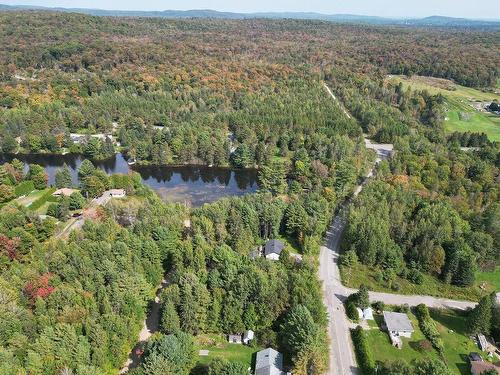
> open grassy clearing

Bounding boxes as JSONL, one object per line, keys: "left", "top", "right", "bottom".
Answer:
{"left": 388, "top": 75, "right": 500, "bottom": 141}
{"left": 14, "top": 189, "right": 50, "bottom": 207}
{"left": 476, "top": 267, "right": 500, "bottom": 291}
{"left": 340, "top": 263, "right": 491, "bottom": 302}
{"left": 194, "top": 334, "right": 260, "bottom": 368}
{"left": 430, "top": 309, "right": 479, "bottom": 375}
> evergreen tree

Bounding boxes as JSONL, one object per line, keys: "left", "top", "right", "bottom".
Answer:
{"left": 160, "top": 301, "right": 180, "bottom": 335}
{"left": 467, "top": 295, "right": 493, "bottom": 335}
{"left": 55, "top": 164, "right": 72, "bottom": 188}
{"left": 279, "top": 305, "right": 319, "bottom": 358}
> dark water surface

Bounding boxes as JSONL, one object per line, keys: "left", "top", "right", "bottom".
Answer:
{"left": 0, "top": 153, "right": 258, "bottom": 206}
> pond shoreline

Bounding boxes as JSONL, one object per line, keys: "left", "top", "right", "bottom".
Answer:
{"left": 0, "top": 153, "right": 259, "bottom": 206}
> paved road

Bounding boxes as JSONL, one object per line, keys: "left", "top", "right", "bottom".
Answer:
{"left": 318, "top": 142, "right": 476, "bottom": 375}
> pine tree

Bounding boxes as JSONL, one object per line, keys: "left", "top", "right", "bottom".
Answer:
{"left": 55, "top": 164, "right": 72, "bottom": 188}
{"left": 160, "top": 301, "right": 180, "bottom": 335}
{"left": 467, "top": 295, "right": 492, "bottom": 335}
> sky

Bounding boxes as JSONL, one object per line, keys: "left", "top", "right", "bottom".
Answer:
{"left": 2, "top": 0, "right": 500, "bottom": 19}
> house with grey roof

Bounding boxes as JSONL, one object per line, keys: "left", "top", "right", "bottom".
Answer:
{"left": 264, "top": 239, "right": 284, "bottom": 261}
{"left": 383, "top": 311, "right": 414, "bottom": 349}
{"left": 255, "top": 348, "right": 284, "bottom": 375}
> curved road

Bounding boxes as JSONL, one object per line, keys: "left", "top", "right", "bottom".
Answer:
{"left": 318, "top": 142, "right": 476, "bottom": 375}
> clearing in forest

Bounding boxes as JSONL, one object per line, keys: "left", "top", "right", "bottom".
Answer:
{"left": 387, "top": 75, "right": 500, "bottom": 141}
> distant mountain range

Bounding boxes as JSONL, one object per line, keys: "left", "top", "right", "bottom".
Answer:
{"left": 1, "top": 4, "right": 499, "bottom": 27}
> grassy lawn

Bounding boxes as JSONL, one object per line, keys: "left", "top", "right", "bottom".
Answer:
{"left": 341, "top": 263, "right": 489, "bottom": 302}
{"left": 367, "top": 308, "right": 478, "bottom": 375}
{"left": 15, "top": 189, "right": 50, "bottom": 207}
{"left": 194, "top": 334, "right": 261, "bottom": 368}
{"left": 430, "top": 309, "right": 478, "bottom": 375}
{"left": 387, "top": 75, "right": 500, "bottom": 141}
{"left": 475, "top": 267, "right": 500, "bottom": 291}
{"left": 367, "top": 312, "right": 438, "bottom": 365}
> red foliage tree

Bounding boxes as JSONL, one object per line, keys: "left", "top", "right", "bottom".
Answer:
{"left": 0, "top": 234, "right": 21, "bottom": 260}
{"left": 24, "top": 273, "right": 55, "bottom": 303}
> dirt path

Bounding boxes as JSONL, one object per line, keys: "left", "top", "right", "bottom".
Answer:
{"left": 120, "top": 278, "right": 168, "bottom": 374}
{"left": 323, "top": 82, "right": 352, "bottom": 119}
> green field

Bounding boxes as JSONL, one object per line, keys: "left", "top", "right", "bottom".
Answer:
{"left": 366, "top": 308, "right": 478, "bottom": 375}
{"left": 388, "top": 75, "right": 500, "bottom": 141}
{"left": 476, "top": 267, "right": 500, "bottom": 291}
{"left": 194, "top": 334, "right": 260, "bottom": 368}
{"left": 341, "top": 263, "right": 490, "bottom": 302}
{"left": 15, "top": 189, "right": 51, "bottom": 207}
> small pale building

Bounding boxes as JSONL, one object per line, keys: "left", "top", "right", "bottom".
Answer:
{"left": 228, "top": 334, "right": 242, "bottom": 344}
{"left": 243, "top": 330, "right": 254, "bottom": 345}
{"left": 357, "top": 307, "right": 374, "bottom": 321}
{"left": 477, "top": 334, "right": 497, "bottom": 353}
{"left": 52, "top": 188, "right": 76, "bottom": 197}
{"left": 264, "top": 239, "right": 284, "bottom": 261}
{"left": 109, "top": 189, "right": 126, "bottom": 198}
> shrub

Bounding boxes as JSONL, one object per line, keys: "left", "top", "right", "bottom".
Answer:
{"left": 346, "top": 302, "right": 359, "bottom": 323}
{"left": 351, "top": 326, "right": 375, "bottom": 374}
{"left": 418, "top": 339, "right": 433, "bottom": 351}
{"left": 29, "top": 188, "right": 56, "bottom": 211}
{"left": 406, "top": 268, "right": 424, "bottom": 285}
{"left": 415, "top": 304, "right": 444, "bottom": 355}
{"left": 372, "top": 301, "right": 385, "bottom": 312}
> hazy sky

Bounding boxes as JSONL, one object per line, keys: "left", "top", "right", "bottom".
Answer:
{"left": 3, "top": 0, "right": 500, "bottom": 19}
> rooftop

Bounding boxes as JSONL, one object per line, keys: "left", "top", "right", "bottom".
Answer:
{"left": 470, "top": 361, "right": 500, "bottom": 375}
{"left": 264, "top": 239, "right": 284, "bottom": 256}
{"left": 255, "top": 348, "right": 283, "bottom": 375}
{"left": 383, "top": 311, "right": 414, "bottom": 333}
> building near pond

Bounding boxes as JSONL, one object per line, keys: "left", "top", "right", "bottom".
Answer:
{"left": 52, "top": 188, "right": 77, "bottom": 197}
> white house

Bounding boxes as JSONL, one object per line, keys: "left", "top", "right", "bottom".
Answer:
{"left": 383, "top": 311, "right": 414, "bottom": 349}
{"left": 243, "top": 330, "right": 254, "bottom": 345}
{"left": 264, "top": 239, "right": 284, "bottom": 261}
{"left": 255, "top": 348, "right": 284, "bottom": 375}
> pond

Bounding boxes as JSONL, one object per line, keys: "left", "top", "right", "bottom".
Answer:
{"left": 0, "top": 153, "right": 258, "bottom": 206}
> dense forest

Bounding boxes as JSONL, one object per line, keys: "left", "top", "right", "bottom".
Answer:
{"left": 0, "top": 12, "right": 498, "bottom": 163}
{"left": 0, "top": 10, "right": 499, "bottom": 375}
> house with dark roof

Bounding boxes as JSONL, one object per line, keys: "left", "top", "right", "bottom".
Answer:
{"left": 255, "top": 348, "right": 284, "bottom": 375}
{"left": 264, "top": 239, "right": 284, "bottom": 261}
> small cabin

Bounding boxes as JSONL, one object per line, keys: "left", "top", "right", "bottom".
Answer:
{"left": 228, "top": 334, "right": 242, "bottom": 344}
{"left": 243, "top": 330, "right": 254, "bottom": 345}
